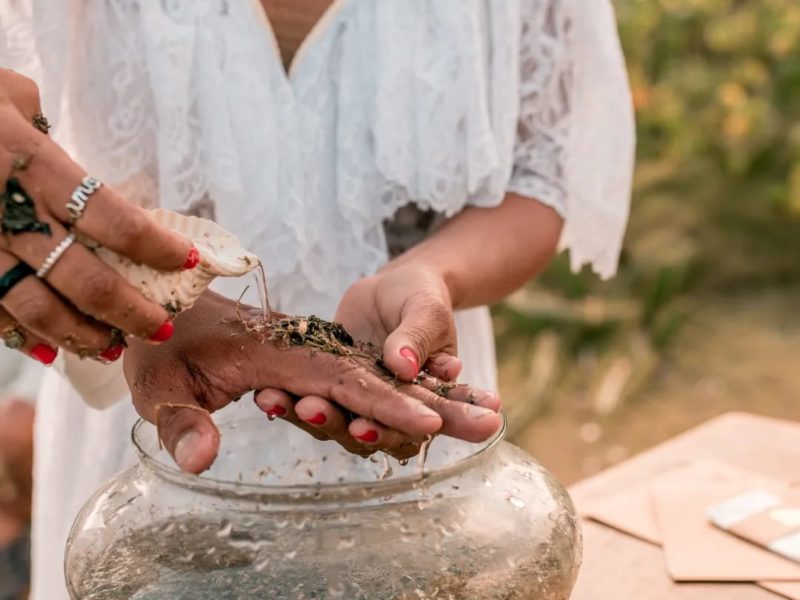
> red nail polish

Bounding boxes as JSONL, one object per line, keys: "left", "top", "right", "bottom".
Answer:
{"left": 306, "top": 413, "right": 327, "bottom": 425}
{"left": 31, "top": 344, "right": 57, "bottom": 366}
{"left": 265, "top": 405, "right": 286, "bottom": 419}
{"left": 149, "top": 321, "right": 174, "bottom": 343}
{"left": 99, "top": 345, "right": 124, "bottom": 363}
{"left": 356, "top": 430, "right": 379, "bottom": 444}
{"left": 400, "top": 348, "right": 419, "bottom": 374}
{"left": 182, "top": 246, "right": 200, "bottom": 270}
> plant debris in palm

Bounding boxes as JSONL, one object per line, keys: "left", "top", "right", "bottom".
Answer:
{"left": 269, "top": 315, "right": 355, "bottom": 355}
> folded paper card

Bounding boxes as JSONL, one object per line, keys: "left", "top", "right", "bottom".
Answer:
{"left": 652, "top": 477, "right": 800, "bottom": 581}
{"left": 580, "top": 460, "right": 800, "bottom": 599}
{"left": 709, "top": 490, "right": 800, "bottom": 564}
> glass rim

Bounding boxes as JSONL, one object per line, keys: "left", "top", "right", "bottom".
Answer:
{"left": 131, "top": 414, "right": 507, "bottom": 503}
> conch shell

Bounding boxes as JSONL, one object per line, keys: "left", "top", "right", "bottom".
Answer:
{"left": 95, "top": 209, "right": 259, "bottom": 315}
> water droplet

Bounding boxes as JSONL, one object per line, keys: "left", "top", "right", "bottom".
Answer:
{"left": 399, "top": 458, "right": 410, "bottom": 467}
{"left": 380, "top": 454, "right": 393, "bottom": 480}
{"left": 416, "top": 435, "right": 433, "bottom": 477}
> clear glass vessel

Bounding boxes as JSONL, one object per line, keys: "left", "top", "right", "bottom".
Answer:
{"left": 65, "top": 404, "right": 581, "bottom": 599}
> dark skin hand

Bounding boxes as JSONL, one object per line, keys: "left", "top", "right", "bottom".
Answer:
{"left": 0, "top": 69, "right": 195, "bottom": 364}
{"left": 123, "top": 291, "right": 503, "bottom": 473}
{"left": 256, "top": 197, "right": 562, "bottom": 457}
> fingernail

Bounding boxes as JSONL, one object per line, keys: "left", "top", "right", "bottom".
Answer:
{"left": 400, "top": 348, "right": 419, "bottom": 374}
{"left": 415, "top": 402, "right": 441, "bottom": 419}
{"left": 355, "top": 430, "right": 379, "bottom": 444}
{"left": 99, "top": 345, "right": 124, "bottom": 363}
{"left": 443, "top": 357, "right": 462, "bottom": 380}
{"left": 306, "top": 413, "right": 327, "bottom": 426}
{"left": 149, "top": 321, "right": 174, "bottom": 343}
{"left": 182, "top": 245, "right": 200, "bottom": 270}
{"left": 174, "top": 431, "right": 201, "bottom": 471}
{"left": 265, "top": 405, "right": 286, "bottom": 420}
{"left": 466, "top": 404, "right": 496, "bottom": 419}
{"left": 31, "top": 344, "right": 57, "bottom": 366}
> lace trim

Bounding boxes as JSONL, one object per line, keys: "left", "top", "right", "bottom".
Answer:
{"left": 1, "top": 0, "right": 634, "bottom": 311}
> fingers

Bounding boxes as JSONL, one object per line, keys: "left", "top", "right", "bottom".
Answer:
{"left": 0, "top": 306, "right": 57, "bottom": 364}
{"left": 155, "top": 403, "right": 221, "bottom": 475}
{"left": 254, "top": 388, "right": 295, "bottom": 420}
{"left": 327, "top": 365, "right": 443, "bottom": 437}
{"left": 0, "top": 105, "right": 194, "bottom": 271}
{"left": 348, "top": 418, "right": 425, "bottom": 461}
{"left": 4, "top": 221, "right": 171, "bottom": 339}
{"left": 131, "top": 380, "right": 221, "bottom": 474}
{"left": 397, "top": 382, "right": 503, "bottom": 443}
{"left": 253, "top": 389, "right": 330, "bottom": 443}
{"left": 425, "top": 353, "right": 462, "bottom": 382}
{"left": 0, "top": 69, "right": 42, "bottom": 122}
{"left": 415, "top": 372, "right": 502, "bottom": 412}
{"left": 294, "top": 396, "right": 374, "bottom": 456}
{"left": 0, "top": 249, "right": 116, "bottom": 357}
{"left": 382, "top": 295, "right": 456, "bottom": 381}
{"left": 254, "top": 390, "right": 369, "bottom": 455}
{"left": 256, "top": 390, "right": 424, "bottom": 461}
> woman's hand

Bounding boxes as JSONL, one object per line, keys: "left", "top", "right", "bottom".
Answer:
{"left": 0, "top": 69, "right": 197, "bottom": 365}
{"left": 254, "top": 265, "right": 502, "bottom": 459}
{"left": 335, "top": 264, "right": 464, "bottom": 381}
{"left": 123, "top": 292, "right": 502, "bottom": 473}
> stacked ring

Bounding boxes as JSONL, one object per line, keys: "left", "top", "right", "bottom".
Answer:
{"left": 66, "top": 176, "right": 103, "bottom": 224}
{"left": 0, "top": 262, "right": 34, "bottom": 301}
{"left": 2, "top": 329, "right": 24, "bottom": 350}
{"left": 36, "top": 233, "right": 76, "bottom": 279}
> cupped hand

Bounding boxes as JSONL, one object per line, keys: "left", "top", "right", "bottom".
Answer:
{"left": 123, "top": 291, "right": 501, "bottom": 473}
{"left": 255, "top": 264, "right": 502, "bottom": 459}
{"left": 0, "top": 69, "right": 196, "bottom": 365}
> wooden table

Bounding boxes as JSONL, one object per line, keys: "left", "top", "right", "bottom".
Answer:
{"left": 568, "top": 412, "right": 800, "bottom": 600}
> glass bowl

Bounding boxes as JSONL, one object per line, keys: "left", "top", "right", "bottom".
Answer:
{"left": 65, "top": 403, "right": 581, "bottom": 599}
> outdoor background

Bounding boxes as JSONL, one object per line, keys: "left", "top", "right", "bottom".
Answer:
{"left": 503, "top": 0, "right": 800, "bottom": 483}
{"left": 2, "top": 1, "right": 800, "bottom": 595}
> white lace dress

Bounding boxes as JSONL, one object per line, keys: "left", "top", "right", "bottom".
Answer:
{"left": 1, "top": 0, "right": 634, "bottom": 597}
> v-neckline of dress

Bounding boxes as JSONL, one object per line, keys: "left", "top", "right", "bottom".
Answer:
{"left": 253, "top": 0, "right": 349, "bottom": 83}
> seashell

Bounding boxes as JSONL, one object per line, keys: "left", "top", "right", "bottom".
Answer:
{"left": 95, "top": 209, "right": 259, "bottom": 315}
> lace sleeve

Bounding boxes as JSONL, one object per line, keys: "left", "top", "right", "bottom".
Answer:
{"left": 509, "top": 0, "right": 636, "bottom": 280}
{"left": 507, "top": 0, "right": 572, "bottom": 217}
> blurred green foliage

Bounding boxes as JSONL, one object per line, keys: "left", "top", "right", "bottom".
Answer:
{"left": 497, "top": 0, "right": 800, "bottom": 383}
{"left": 623, "top": 0, "right": 800, "bottom": 182}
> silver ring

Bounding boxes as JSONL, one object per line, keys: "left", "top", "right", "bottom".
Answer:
{"left": 2, "top": 330, "right": 24, "bottom": 350}
{"left": 37, "top": 233, "right": 76, "bottom": 279}
{"left": 66, "top": 176, "right": 103, "bottom": 224}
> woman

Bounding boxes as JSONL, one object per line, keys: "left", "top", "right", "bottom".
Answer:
{"left": 1, "top": 0, "right": 634, "bottom": 598}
